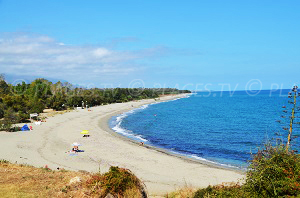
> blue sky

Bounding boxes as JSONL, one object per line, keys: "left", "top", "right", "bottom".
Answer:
{"left": 0, "top": 0, "right": 299, "bottom": 91}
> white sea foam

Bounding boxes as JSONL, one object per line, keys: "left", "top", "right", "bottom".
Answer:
{"left": 112, "top": 122, "right": 148, "bottom": 142}
{"left": 168, "top": 150, "right": 243, "bottom": 170}
{"left": 185, "top": 93, "right": 196, "bottom": 98}
{"left": 111, "top": 95, "right": 246, "bottom": 170}
{"left": 140, "top": 104, "right": 149, "bottom": 109}
{"left": 112, "top": 104, "right": 152, "bottom": 142}
{"left": 111, "top": 95, "right": 191, "bottom": 148}
{"left": 112, "top": 95, "right": 189, "bottom": 139}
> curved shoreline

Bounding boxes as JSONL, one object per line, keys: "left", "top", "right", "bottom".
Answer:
{"left": 0, "top": 94, "right": 245, "bottom": 196}
{"left": 100, "top": 96, "right": 245, "bottom": 174}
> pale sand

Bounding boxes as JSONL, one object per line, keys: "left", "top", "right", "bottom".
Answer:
{"left": 0, "top": 94, "right": 245, "bottom": 196}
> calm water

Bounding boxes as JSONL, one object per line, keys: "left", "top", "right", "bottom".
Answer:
{"left": 110, "top": 90, "right": 300, "bottom": 169}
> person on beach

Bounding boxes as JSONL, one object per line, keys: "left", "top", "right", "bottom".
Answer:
{"left": 72, "top": 146, "right": 79, "bottom": 152}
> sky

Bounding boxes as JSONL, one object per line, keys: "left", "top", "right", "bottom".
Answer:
{"left": 0, "top": 0, "right": 299, "bottom": 91}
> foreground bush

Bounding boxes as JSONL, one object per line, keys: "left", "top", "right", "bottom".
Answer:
{"left": 86, "top": 166, "right": 147, "bottom": 198}
{"left": 244, "top": 145, "right": 300, "bottom": 197}
{"left": 193, "top": 145, "right": 300, "bottom": 198}
{"left": 193, "top": 183, "right": 250, "bottom": 198}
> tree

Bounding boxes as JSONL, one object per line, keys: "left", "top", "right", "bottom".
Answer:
{"left": 0, "top": 108, "right": 19, "bottom": 131}
{"left": 0, "top": 78, "right": 10, "bottom": 97}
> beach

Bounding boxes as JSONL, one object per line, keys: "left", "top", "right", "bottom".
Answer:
{"left": 0, "top": 94, "right": 244, "bottom": 196}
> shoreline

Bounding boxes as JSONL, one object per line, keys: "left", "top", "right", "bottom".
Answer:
{"left": 101, "top": 95, "right": 245, "bottom": 174}
{"left": 0, "top": 94, "right": 245, "bottom": 196}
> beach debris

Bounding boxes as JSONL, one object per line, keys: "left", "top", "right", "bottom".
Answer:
{"left": 69, "top": 176, "right": 82, "bottom": 185}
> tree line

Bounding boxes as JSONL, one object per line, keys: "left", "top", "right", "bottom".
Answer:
{"left": 0, "top": 74, "right": 190, "bottom": 130}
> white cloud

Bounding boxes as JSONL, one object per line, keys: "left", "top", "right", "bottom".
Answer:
{"left": 93, "top": 48, "right": 111, "bottom": 57}
{"left": 0, "top": 33, "right": 165, "bottom": 84}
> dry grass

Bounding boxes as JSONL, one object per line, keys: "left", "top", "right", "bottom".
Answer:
{"left": 40, "top": 110, "right": 72, "bottom": 118}
{"left": 0, "top": 161, "right": 90, "bottom": 198}
{"left": 0, "top": 161, "right": 146, "bottom": 198}
{"left": 165, "top": 186, "right": 196, "bottom": 198}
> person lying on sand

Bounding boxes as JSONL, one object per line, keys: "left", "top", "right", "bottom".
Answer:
{"left": 72, "top": 146, "right": 79, "bottom": 152}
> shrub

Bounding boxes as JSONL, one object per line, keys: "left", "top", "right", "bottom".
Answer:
{"left": 0, "top": 159, "right": 10, "bottom": 164}
{"left": 86, "top": 166, "right": 147, "bottom": 198}
{"left": 193, "top": 183, "right": 250, "bottom": 198}
{"left": 192, "top": 145, "right": 300, "bottom": 198}
{"left": 0, "top": 120, "right": 12, "bottom": 132}
{"left": 8, "top": 126, "right": 21, "bottom": 132}
{"left": 244, "top": 144, "right": 300, "bottom": 197}
{"left": 0, "top": 108, "right": 20, "bottom": 131}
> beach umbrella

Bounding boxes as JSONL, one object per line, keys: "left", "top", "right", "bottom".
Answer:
{"left": 72, "top": 142, "right": 81, "bottom": 146}
{"left": 80, "top": 130, "right": 89, "bottom": 134}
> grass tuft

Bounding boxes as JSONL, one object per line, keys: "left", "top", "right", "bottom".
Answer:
{"left": 166, "top": 186, "right": 196, "bottom": 198}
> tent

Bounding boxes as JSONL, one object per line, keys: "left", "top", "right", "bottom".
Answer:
{"left": 21, "top": 124, "right": 30, "bottom": 131}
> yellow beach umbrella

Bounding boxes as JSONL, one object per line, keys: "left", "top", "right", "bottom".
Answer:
{"left": 80, "top": 130, "right": 89, "bottom": 134}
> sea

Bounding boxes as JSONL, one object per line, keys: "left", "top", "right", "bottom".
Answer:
{"left": 109, "top": 89, "right": 300, "bottom": 170}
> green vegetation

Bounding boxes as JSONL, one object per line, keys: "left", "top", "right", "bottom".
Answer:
{"left": 244, "top": 145, "right": 300, "bottom": 197}
{"left": 191, "top": 144, "right": 300, "bottom": 198}
{"left": 86, "top": 166, "right": 147, "bottom": 197}
{"left": 0, "top": 74, "right": 190, "bottom": 131}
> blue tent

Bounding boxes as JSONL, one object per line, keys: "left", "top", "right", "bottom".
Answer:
{"left": 21, "top": 124, "right": 30, "bottom": 131}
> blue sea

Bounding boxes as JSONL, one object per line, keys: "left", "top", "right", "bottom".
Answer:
{"left": 109, "top": 90, "right": 300, "bottom": 170}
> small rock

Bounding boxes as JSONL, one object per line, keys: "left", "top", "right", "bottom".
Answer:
{"left": 105, "top": 193, "right": 115, "bottom": 198}
{"left": 69, "top": 176, "right": 82, "bottom": 184}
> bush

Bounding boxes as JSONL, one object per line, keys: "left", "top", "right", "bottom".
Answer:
{"left": 0, "top": 108, "right": 20, "bottom": 131}
{"left": 86, "top": 166, "right": 147, "bottom": 198}
{"left": 193, "top": 183, "right": 250, "bottom": 198}
{"left": 244, "top": 144, "right": 300, "bottom": 197}
{"left": 8, "top": 126, "right": 21, "bottom": 132}
{"left": 192, "top": 145, "right": 300, "bottom": 198}
{"left": 0, "top": 120, "right": 12, "bottom": 131}
{"left": 0, "top": 159, "right": 10, "bottom": 164}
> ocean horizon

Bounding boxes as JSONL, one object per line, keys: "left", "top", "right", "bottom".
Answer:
{"left": 110, "top": 89, "right": 300, "bottom": 170}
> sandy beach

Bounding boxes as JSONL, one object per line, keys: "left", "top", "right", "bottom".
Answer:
{"left": 0, "top": 94, "right": 244, "bottom": 196}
